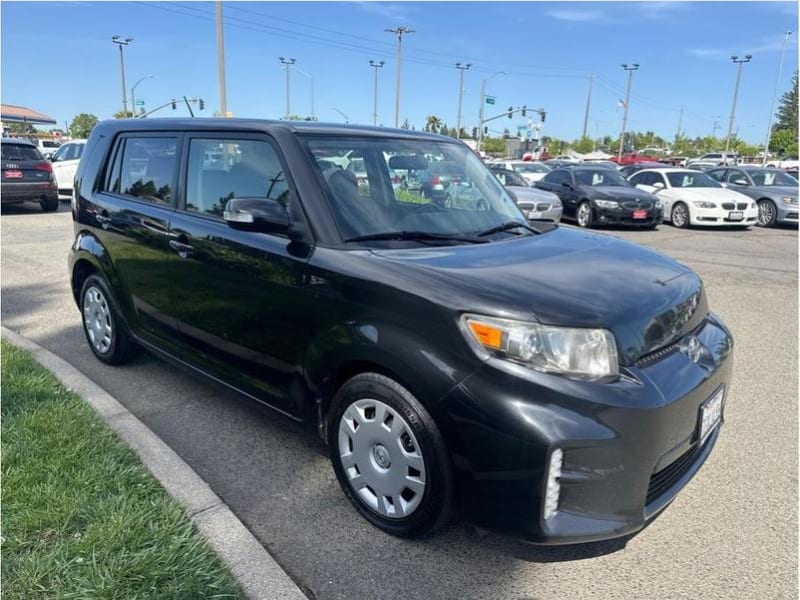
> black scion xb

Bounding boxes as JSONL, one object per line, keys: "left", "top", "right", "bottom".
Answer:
{"left": 69, "top": 119, "right": 732, "bottom": 543}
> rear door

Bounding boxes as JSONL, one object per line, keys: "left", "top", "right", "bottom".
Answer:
{"left": 168, "top": 132, "right": 313, "bottom": 414}
{"left": 89, "top": 133, "right": 182, "bottom": 354}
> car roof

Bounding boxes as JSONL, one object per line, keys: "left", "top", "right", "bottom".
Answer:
{"left": 1, "top": 137, "right": 36, "bottom": 146}
{"left": 635, "top": 168, "right": 701, "bottom": 173}
{"left": 93, "top": 118, "right": 450, "bottom": 141}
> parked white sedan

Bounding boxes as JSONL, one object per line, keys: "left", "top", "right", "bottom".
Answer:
{"left": 50, "top": 139, "right": 86, "bottom": 201}
{"left": 629, "top": 168, "right": 757, "bottom": 228}
{"left": 492, "top": 160, "right": 551, "bottom": 184}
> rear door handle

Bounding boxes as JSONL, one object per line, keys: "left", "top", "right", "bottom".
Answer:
{"left": 169, "top": 239, "right": 194, "bottom": 259}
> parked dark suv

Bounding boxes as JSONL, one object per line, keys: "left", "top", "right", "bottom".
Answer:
{"left": 1, "top": 137, "right": 59, "bottom": 211}
{"left": 70, "top": 119, "right": 732, "bottom": 543}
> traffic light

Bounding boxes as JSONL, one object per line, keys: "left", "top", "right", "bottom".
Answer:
{"left": 507, "top": 106, "right": 513, "bottom": 119}
{"left": 540, "top": 109, "right": 546, "bottom": 123}
{"left": 484, "top": 126, "right": 488, "bottom": 134}
{"left": 471, "top": 127, "right": 478, "bottom": 139}
{"left": 171, "top": 100, "right": 177, "bottom": 110}
{"left": 521, "top": 105, "right": 527, "bottom": 117}
{"left": 198, "top": 99, "right": 205, "bottom": 111}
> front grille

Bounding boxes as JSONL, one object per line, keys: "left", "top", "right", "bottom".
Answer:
{"left": 636, "top": 340, "right": 681, "bottom": 366}
{"left": 536, "top": 203, "right": 551, "bottom": 211}
{"left": 786, "top": 212, "right": 798, "bottom": 220}
{"left": 721, "top": 202, "right": 735, "bottom": 210}
{"left": 622, "top": 201, "right": 651, "bottom": 210}
{"left": 737, "top": 202, "right": 748, "bottom": 210}
{"left": 646, "top": 443, "right": 700, "bottom": 505}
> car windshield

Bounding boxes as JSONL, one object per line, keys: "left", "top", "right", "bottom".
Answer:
{"left": 305, "top": 136, "right": 528, "bottom": 243}
{"left": 1, "top": 143, "right": 42, "bottom": 161}
{"left": 666, "top": 171, "right": 721, "bottom": 188}
{"left": 574, "top": 169, "right": 630, "bottom": 187}
{"left": 513, "top": 163, "right": 549, "bottom": 173}
{"left": 746, "top": 170, "right": 798, "bottom": 186}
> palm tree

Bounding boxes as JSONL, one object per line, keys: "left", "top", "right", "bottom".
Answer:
{"left": 425, "top": 115, "right": 443, "bottom": 133}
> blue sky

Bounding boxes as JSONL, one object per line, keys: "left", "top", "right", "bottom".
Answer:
{"left": 2, "top": 1, "right": 798, "bottom": 143}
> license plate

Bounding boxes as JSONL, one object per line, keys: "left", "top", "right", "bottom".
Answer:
{"left": 728, "top": 211, "right": 744, "bottom": 221}
{"left": 699, "top": 387, "right": 724, "bottom": 443}
{"left": 633, "top": 209, "right": 647, "bottom": 219}
{"left": 4, "top": 170, "right": 23, "bottom": 179}
{"left": 528, "top": 210, "right": 542, "bottom": 219}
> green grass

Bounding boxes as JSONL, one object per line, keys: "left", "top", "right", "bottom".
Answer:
{"left": 1, "top": 340, "right": 243, "bottom": 599}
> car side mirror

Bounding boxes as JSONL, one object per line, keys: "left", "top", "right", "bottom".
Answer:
{"left": 731, "top": 179, "right": 748, "bottom": 186}
{"left": 561, "top": 181, "right": 572, "bottom": 188}
{"left": 224, "top": 197, "right": 290, "bottom": 233}
{"left": 652, "top": 181, "right": 665, "bottom": 189}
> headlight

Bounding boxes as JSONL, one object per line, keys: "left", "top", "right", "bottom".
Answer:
{"left": 460, "top": 314, "right": 619, "bottom": 380}
{"left": 594, "top": 199, "right": 618, "bottom": 209}
{"left": 692, "top": 201, "right": 717, "bottom": 209}
{"left": 655, "top": 199, "right": 663, "bottom": 209}
{"left": 782, "top": 196, "right": 797, "bottom": 205}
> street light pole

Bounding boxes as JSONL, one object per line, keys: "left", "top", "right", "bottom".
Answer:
{"left": 131, "top": 75, "right": 154, "bottom": 117}
{"left": 385, "top": 27, "right": 415, "bottom": 128}
{"left": 369, "top": 60, "right": 385, "bottom": 126}
{"left": 331, "top": 108, "right": 349, "bottom": 123}
{"left": 762, "top": 31, "right": 792, "bottom": 165}
{"left": 279, "top": 57, "right": 296, "bottom": 119}
{"left": 295, "top": 68, "right": 314, "bottom": 120}
{"left": 111, "top": 35, "right": 134, "bottom": 115}
{"left": 582, "top": 73, "right": 595, "bottom": 140}
{"left": 725, "top": 54, "right": 753, "bottom": 155}
{"left": 455, "top": 62, "right": 471, "bottom": 139}
{"left": 618, "top": 63, "right": 639, "bottom": 160}
{"left": 216, "top": 0, "right": 228, "bottom": 117}
{"left": 477, "top": 71, "right": 505, "bottom": 152}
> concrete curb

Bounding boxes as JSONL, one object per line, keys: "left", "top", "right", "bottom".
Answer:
{"left": 1, "top": 326, "right": 307, "bottom": 600}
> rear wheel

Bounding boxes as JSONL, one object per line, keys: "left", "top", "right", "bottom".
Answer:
{"left": 40, "top": 196, "right": 59, "bottom": 212}
{"left": 80, "top": 274, "right": 138, "bottom": 365}
{"left": 329, "top": 373, "right": 454, "bottom": 537}
{"left": 757, "top": 199, "right": 777, "bottom": 227}
{"left": 576, "top": 201, "right": 593, "bottom": 228}
{"left": 671, "top": 202, "right": 689, "bottom": 228}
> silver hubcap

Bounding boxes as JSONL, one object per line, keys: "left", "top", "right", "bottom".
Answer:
{"left": 338, "top": 398, "right": 426, "bottom": 519}
{"left": 577, "top": 203, "right": 591, "bottom": 226}
{"left": 673, "top": 204, "right": 687, "bottom": 226}
{"left": 83, "top": 286, "right": 112, "bottom": 354}
{"left": 758, "top": 201, "right": 774, "bottom": 225}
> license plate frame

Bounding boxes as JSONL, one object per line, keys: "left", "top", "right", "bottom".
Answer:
{"left": 4, "top": 170, "right": 23, "bottom": 179}
{"left": 528, "top": 210, "right": 542, "bottom": 219}
{"left": 699, "top": 386, "right": 724, "bottom": 444}
{"left": 728, "top": 211, "right": 744, "bottom": 221}
{"left": 633, "top": 209, "right": 648, "bottom": 219}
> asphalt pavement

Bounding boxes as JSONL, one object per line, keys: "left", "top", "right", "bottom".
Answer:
{"left": 2, "top": 201, "right": 797, "bottom": 600}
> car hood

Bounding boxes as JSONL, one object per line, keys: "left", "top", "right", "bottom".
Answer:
{"left": 369, "top": 227, "right": 706, "bottom": 365}
{"left": 507, "top": 186, "right": 561, "bottom": 205}
{"left": 581, "top": 186, "right": 654, "bottom": 203}
{"left": 669, "top": 187, "right": 752, "bottom": 202}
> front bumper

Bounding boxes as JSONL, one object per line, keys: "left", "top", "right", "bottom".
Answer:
{"left": 518, "top": 202, "right": 563, "bottom": 223}
{"left": 689, "top": 205, "right": 758, "bottom": 226}
{"left": 439, "top": 313, "right": 733, "bottom": 544}
{"left": 594, "top": 205, "right": 661, "bottom": 227}
{"left": 776, "top": 202, "right": 799, "bottom": 224}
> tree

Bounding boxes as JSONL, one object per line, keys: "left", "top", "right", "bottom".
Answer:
{"left": 773, "top": 71, "right": 798, "bottom": 133}
{"left": 113, "top": 110, "right": 135, "bottom": 119}
{"left": 482, "top": 137, "right": 505, "bottom": 153}
{"left": 6, "top": 121, "right": 35, "bottom": 135}
{"left": 68, "top": 113, "right": 99, "bottom": 139}
{"left": 400, "top": 118, "right": 411, "bottom": 130}
{"left": 571, "top": 137, "right": 594, "bottom": 153}
{"left": 424, "top": 115, "right": 442, "bottom": 133}
{"left": 769, "top": 128, "right": 798, "bottom": 156}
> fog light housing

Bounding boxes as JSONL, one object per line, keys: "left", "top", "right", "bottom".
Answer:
{"left": 543, "top": 448, "right": 563, "bottom": 520}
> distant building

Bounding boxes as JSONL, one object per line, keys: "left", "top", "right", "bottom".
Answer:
{"left": 1, "top": 104, "right": 57, "bottom": 137}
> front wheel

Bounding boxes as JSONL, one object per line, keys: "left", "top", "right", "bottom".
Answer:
{"left": 671, "top": 202, "right": 690, "bottom": 228}
{"left": 757, "top": 199, "right": 777, "bottom": 227}
{"left": 576, "top": 201, "right": 593, "bottom": 228}
{"left": 329, "top": 373, "right": 454, "bottom": 537}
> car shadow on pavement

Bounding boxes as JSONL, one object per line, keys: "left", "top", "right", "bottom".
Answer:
{"left": 1, "top": 201, "right": 68, "bottom": 216}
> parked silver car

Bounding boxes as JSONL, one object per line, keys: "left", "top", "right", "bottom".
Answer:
{"left": 686, "top": 152, "right": 739, "bottom": 169}
{"left": 706, "top": 166, "right": 798, "bottom": 227}
{"left": 490, "top": 167, "right": 562, "bottom": 222}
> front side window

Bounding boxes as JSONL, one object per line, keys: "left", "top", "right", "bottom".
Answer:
{"left": 726, "top": 170, "right": 749, "bottom": 185}
{"left": 542, "top": 170, "right": 569, "bottom": 185}
{"left": 118, "top": 137, "right": 177, "bottom": 204}
{"left": 305, "top": 136, "right": 525, "bottom": 241}
{"left": 185, "top": 138, "right": 289, "bottom": 217}
{"left": 706, "top": 169, "right": 727, "bottom": 182}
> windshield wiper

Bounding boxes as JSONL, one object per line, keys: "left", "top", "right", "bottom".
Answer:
{"left": 477, "top": 221, "right": 541, "bottom": 237}
{"left": 345, "top": 230, "right": 488, "bottom": 244}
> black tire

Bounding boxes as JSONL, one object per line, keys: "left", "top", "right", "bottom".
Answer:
{"left": 80, "top": 273, "right": 138, "bottom": 365}
{"left": 40, "top": 196, "right": 59, "bottom": 212}
{"left": 757, "top": 199, "right": 778, "bottom": 227}
{"left": 328, "top": 372, "right": 454, "bottom": 538}
{"left": 576, "top": 200, "right": 593, "bottom": 228}
{"left": 670, "top": 202, "right": 690, "bottom": 228}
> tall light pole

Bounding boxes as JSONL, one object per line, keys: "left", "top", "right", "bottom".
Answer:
{"left": 618, "top": 63, "right": 639, "bottom": 160}
{"left": 762, "top": 31, "right": 792, "bottom": 165}
{"left": 111, "top": 35, "right": 134, "bottom": 115}
{"left": 295, "top": 67, "right": 314, "bottom": 120}
{"left": 477, "top": 71, "right": 505, "bottom": 152}
{"left": 582, "top": 73, "right": 595, "bottom": 140}
{"left": 725, "top": 54, "right": 753, "bottom": 155}
{"left": 675, "top": 106, "right": 684, "bottom": 141}
{"left": 385, "top": 26, "right": 415, "bottom": 127}
{"left": 216, "top": 0, "right": 228, "bottom": 117}
{"left": 279, "top": 57, "right": 296, "bottom": 119}
{"left": 455, "top": 62, "right": 472, "bottom": 139}
{"left": 331, "top": 108, "right": 349, "bottom": 123}
{"left": 130, "top": 75, "right": 153, "bottom": 117}
{"left": 369, "top": 60, "right": 385, "bottom": 126}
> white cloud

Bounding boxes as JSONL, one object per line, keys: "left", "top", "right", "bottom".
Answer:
{"left": 688, "top": 33, "right": 798, "bottom": 60}
{"left": 545, "top": 8, "right": 605, "bottom": 22}
{"left": 354, "top": 2, "right": 411, "bottom": 22}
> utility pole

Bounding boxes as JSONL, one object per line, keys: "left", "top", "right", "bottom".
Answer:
{"left": 582, "top": 73, "right": 595, "bottom": 140}
{"left": 712, "top": 120, "right": 721, "bottom": 139}
{"left": 216, "top": 0, "right": 228, "bottom": 117}
{"left": 618, "top": 63, "right": 639, "bottom": 160}
{"left": 385, "top": 26, "right": 415, "bottom": 127}
{"left": 675, "top": 107, "right": 684, "bottom": 140}
{"left": 725, "top": 54, "right": 752, "bottom": 155}
{"left": 455, "top": 62, "right": 471, "bottom": 139}
{"left": 763, "top": 31, "right": 792, "bottom": 165}
{"left": 295, "top": 68, "right": 315, "bottom": 120}
{"left": 477, "top": 71, "right": 505, "bottom": 152}
{"left": 111, "top": 35, "right": 133, "bottom": 115}
{"left": 369, "top": 60, "right": 385, "bottom": 126}
{"left": 279, "top": 57, "right": 296, "bottom": 119}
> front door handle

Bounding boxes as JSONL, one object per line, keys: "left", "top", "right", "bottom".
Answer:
{"left": 169, "top": 239, "right": 194, "bottom": 259}
{"left": 96, "top": 213, "right": 111, "bottom": 229}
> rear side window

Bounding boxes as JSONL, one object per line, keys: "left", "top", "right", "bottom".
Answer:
{"left": 1, "top": 143, "right": 42, "bottom": 161}
{"left": 185, "top": 138, "right": 289, "bottom": 217}
{"left": 107, "top": 137, "right": 177, "bottom": 204}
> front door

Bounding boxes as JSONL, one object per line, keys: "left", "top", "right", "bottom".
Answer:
{"left": 168, "top": 133, "right": 314, "bottom": 415}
